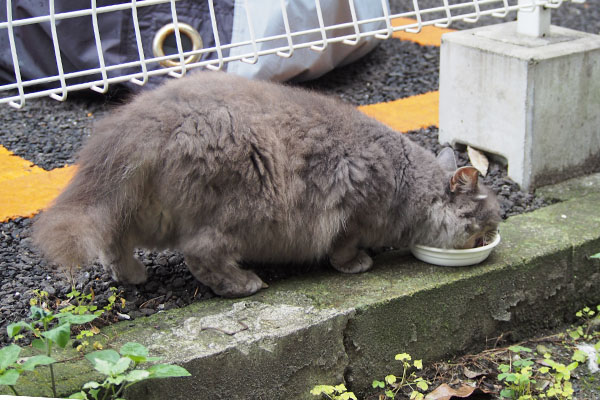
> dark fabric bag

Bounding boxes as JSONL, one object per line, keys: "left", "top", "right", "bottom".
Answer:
{"left": 0, "top": 0, "right": 234, "bottom": 90}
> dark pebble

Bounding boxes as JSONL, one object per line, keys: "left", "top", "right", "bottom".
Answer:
{"left": 41, "top": 284, "right": 57, "bottom": 297}
{"left": 172, "top": 278, "right": 186, "bottom": 289}
{"left": 144, "top": 281, "right": 160, "bottom": 292}
{"left": 156, "top": 256, "right": 168, "bottom": 267}
{"left": 140, "top": 308, "right": 156, "bottom": 317}
{"left": 129, "top": 311, "right": 144, "bottom": 319}
{"left": 168, "top": 254, "right": 184, "bottom": 266}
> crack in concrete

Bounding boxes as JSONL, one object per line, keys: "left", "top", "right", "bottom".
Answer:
{"left": 340, "top": 308, "right": 360, "bottom": 390}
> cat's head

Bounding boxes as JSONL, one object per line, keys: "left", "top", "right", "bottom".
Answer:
{"left": 433, "top": 148, "right": 501, "bottom": 249}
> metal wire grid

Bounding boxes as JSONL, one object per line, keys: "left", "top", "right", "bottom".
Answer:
{"left": 0, "top": 0, "right": 582, "bottom": 109}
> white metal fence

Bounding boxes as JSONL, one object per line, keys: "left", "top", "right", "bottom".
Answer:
{"left": 0, "top": 0, "right": 583, "bottom": 109}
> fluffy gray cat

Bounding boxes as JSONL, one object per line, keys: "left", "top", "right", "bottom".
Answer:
{"left": 33, "top": 71, "right": 500, "bottom": 298}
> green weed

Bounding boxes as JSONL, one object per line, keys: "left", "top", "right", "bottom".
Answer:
{"left": 311, "top": 353, "right": 428, "bottom": 400}
{"left": 1, "top": 287, "right": 189, "bottom": 399}
{"left": 69, "top": 342, "right": 190, "bottom": 400}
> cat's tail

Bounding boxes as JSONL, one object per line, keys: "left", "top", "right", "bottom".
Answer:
{"left": 32, "top": 131, "right": 145, "bottom": 270}
{"left": 32, "top": 100, "right": 156, "bottom": 271}
{"left": 32, "top": 201, "right": 109, "bottom": 270}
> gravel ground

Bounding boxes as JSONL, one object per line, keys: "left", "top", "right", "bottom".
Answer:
{"left": 1, "top": 4, "right": 599, "bottom": 347}
{"left": 298, "top": 40, "right": 440, "bottom": 105}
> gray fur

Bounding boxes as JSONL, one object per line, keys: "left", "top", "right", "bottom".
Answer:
{"left": 33, "top": 72, "right": 500, "bottom": 297}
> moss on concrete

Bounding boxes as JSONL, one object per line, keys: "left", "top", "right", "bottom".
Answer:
{"left": 537, "top": 172, "right": 600, "bottom": 201}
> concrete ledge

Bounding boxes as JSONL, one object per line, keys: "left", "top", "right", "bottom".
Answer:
{"left": 4, "top": 174, "right": 600, "bottom": 399}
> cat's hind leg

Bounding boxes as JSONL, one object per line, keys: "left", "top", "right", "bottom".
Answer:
{"left": 98, "top": 236, "right": 147, "bottom": 284}
{"left": 329, "top": 236, "right": 373, "bottom": 274}
{"left": 182, "top": 229, "right": 267, "bottom": 298}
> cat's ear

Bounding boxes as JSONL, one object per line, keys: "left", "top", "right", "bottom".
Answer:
{"left": 450, "top": 166, "right": 479, "bottom": 193}
{"left": 437, "top": 147, "right": 457, "bottom": 172}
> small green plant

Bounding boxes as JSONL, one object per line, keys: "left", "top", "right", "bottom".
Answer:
{"left": 567, "top": 306, "right": 600, "bottom": 341}
{"left": 69, "top": 342, "right": 191, "bottom": 400}
{"left": 1, "top": 287, "right": 189, "bottom": 400}
{"left": 497, "top": 342, "right": 584, "bottom": 400}
{"left": 58, "top": 287, "right": 123, "bottom": 352}
{"left": 498, "top": 345, "right": 536, "bottom": 399}
{"left": 4, "top": 305, "right": 96, "bottom": 397}
{"left": 28, "top": 289, "right": 50, "bottom": 309}
{"left": 311, "top": 353, "right": 428, "bottom": 400}
{"left": 371, "top": 353, "right": 428, "bottom": 400}
{"left": 60, "top": 287, "right": 121, "bottom": 317}
{"left": 310, "top": 384, "right": 357, "bottom": 400}
{"left": 538, "top": 353, "right": 578, "bottom": 399}
{"left": 0, "top": 343, "right": 55, "bottom": 396}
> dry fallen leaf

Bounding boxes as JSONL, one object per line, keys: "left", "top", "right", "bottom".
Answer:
{"left": 449, "top": 378, "right": 461, "bottom": 386}
{"left": 463, "top": 366, "right": 486, "bottom": 379}
{"left": 467, "top": 146, "right": 489, "bottom": 177}
{"left": 424, "top": 383, "right": 489, "bottom": 400}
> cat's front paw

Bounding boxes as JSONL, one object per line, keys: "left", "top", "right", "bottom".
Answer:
{"left": 211, "top": 269, "right": 268, "bottom": 298}
{"left": 331, "top": 250, "right": 373, "bottom": 274}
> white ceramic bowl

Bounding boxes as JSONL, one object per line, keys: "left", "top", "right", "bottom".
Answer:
{"left": 410, "top": 234, "right": 501, "bottom": 267}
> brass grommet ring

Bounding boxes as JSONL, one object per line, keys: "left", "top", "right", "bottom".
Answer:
{"left": 152, "top": 22, "right": 203, "bottom": 68}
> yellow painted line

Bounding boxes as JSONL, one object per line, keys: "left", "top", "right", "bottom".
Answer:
{"left": 358, "top": 91, "right": 439, "bottom": 133}
{"left": 0, "top": 145, "right": 45, "bottom": 182}
{"left": 359, "top": 18, "right": 447, "bottom": 132}
{"left": 0, "top": 145, "right": 76, "bottom": 222}
{"left": 391, "top": 17, "right": 455, "bottom": 47}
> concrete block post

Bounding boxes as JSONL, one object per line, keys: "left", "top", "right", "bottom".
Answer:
{"left": 438, "top": 22, "right": 600, "bottom": 190}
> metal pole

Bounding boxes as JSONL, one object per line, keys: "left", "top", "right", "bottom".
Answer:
{"left": 517, "top": 0, "right": 551, "bottom": 37}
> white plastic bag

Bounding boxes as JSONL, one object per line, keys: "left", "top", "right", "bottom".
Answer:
{"left": 227, "top": 0, "right": 389, "bottom": 82}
